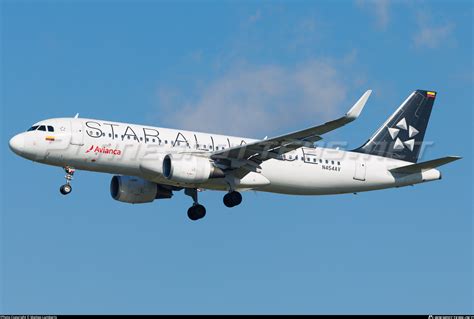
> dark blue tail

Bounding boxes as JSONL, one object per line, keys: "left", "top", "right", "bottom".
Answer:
{"left": 352, "top": 90, "right": 436, "bottom": 163}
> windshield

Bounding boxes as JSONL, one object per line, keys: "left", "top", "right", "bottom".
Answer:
{"left": 27, "top": 125, "right": 54, "bottom": 132}
{"left": 27, "top": 125, "right": 39, "bottom": 131}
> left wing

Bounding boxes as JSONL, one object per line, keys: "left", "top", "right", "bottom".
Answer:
{"left": 211, "top": 90, "right": 372, "bottom": 169}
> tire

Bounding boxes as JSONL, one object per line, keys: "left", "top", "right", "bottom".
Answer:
{"left": 60, "top": 184, "right": 72, "bottom": 195}
{"left": 188, "top": 205, "right": 206, "bottom": 220}
{"left": 224, "top": 191, "right": 242, "bottom": 207}
{"left": 223, "top": 193, "right": 234, "bottom": 207}
{"left": 230, "top": 191, "right": 242, "bottom": 206}
{"left": 187, "top": 207, "right": 199, "bottom": 220}
{"left": 194, "top": 204, "right": 206, "bottom": 219}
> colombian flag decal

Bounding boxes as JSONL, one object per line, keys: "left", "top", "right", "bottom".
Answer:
{"left": 45, "top": 136, "right": 55, "bottom": 141}
{"left": 427, "top": 91, "right": 436, "bottom": 98}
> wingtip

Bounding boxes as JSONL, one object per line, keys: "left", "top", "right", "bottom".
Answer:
{"left": 346, "top": 89, "right": 372, "bottom": 120}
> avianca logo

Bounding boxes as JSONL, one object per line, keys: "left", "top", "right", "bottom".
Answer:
{"left": 86, "top": 145, "right": 122, "bottom": 155}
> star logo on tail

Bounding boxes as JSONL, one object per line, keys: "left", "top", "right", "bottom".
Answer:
{"left": 387, "top": 118, "right": 419, "bottom": 151}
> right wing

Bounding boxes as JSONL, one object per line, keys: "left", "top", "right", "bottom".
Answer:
{"left": 211, "top": 90, "right": 372, "bottom": 169}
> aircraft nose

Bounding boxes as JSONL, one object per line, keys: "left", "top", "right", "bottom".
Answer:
{"left": 9, "top": 134, "right": 25, "bottom": 155}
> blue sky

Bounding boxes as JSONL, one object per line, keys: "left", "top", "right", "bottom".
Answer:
{"left": 1, "top": 0, "right": 472, "bottom": 314}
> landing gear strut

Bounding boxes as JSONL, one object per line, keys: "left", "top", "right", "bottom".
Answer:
{"left": 185, "top": 188, "right": 206, "bottom": 221}
{"left": 60, "top": 166, "right": 75, "bottom": 195}
{"left": 223, "top": 191, "right": 242, "bottom": 208}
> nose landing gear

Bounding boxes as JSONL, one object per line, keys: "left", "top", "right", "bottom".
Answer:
{"left": 60, "top": 166, "right": 75, "bottom": 195}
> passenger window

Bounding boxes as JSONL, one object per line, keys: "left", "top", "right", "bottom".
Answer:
{"left": 331, "top": 161, "right": 334, "bottom": 165}
{"left": 47, "top": 126, "right": 54, "bottom": 132}
{"left": 295, "top": 155, "right": 298, "bottom": 160}
{"left": 338, "top": 161, "right": 341, "bottom": 165}
{"left": 325, "top": 160, "right": 328, "bottom": 164}
{"left": 38, "top": 125, "right": 46, "bottom": 131}
{"left": 319, "top": 159, "right": 322, "bottom": 163}
{"left": 165, "top": 140, "right": 168, "bottom": 144}
{"left": 140, "top": 137, "right": 143, "bottom": 141}
{"left": 313, "top": 158, "right": 316, "bottom": 163}
{"left": 115, "top": 134, "right": 118, "bottom": 138}
{"left": 108, "top": 133, "right": 112, "bottom": 138}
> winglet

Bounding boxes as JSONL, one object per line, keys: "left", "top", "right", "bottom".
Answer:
{"left": 74, "top": 113, "right": 80, "bottom": 119}
{"left": 346, "top": 90, "right": 372, "bottom": 120}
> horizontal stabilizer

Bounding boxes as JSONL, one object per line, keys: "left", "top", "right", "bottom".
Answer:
{"left": 390, "top": 156, "right": 461, "bottom": 174}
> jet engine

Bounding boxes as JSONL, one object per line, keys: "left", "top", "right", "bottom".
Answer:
{"left": 162, "top": 154, "right": 224, "bottom": 184}
{"left": 110, "top": 175, "right": 172, "bottom": 204}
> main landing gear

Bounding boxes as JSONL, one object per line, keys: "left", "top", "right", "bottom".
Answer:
{"left": 60, "top": 166, "right": 75, "bottom": 195}
{"left": 183, "top": 189, "right": 243, "bottom": 220}
{"left": 185, "top": 188, "right": 206, "bottom": 221}
{"left": 223, "top": 191, "right": 242, "bottom": 208}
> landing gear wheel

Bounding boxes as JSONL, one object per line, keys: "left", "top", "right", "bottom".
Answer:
{"left": 185, "top": 188, "right": 206, "bottom": 221}
{"left": 60, "top": 184, "right": 72, "bottom": 195}
{"left": 230, "top": 191, "right": 242, "bottom": 206}
{"left": 223, "top": 191, "right": 242, "bottom": 207}
{"left": 187, "top": 204, "right": 206, "bottom": 221}
{"left": 60, "top": 166, "right": 75, "bottom": 196}
{"left": 223, "top": 193, "right": 234, "bottom": 207}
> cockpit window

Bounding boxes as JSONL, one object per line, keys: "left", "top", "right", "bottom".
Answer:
{"left": 38, "top": 125, "right": 46, "bottom": 131}
{"left": 27, "top": 125, "right": 39, "bottom": 131}
{"left": 47, "top": 126, "right": 54, "bottom": 132}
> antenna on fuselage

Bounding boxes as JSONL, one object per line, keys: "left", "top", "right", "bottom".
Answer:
{"left": 74, "top": 113, "right": 79, "bottom": 118}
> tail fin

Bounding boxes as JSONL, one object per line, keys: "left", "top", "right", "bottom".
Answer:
{"left": 353, "top": 90, "right": 436, "bottom": 163}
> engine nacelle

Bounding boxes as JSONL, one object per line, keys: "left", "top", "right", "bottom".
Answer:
{"left": 110, "top": 175, "right": 172, "bottom": 204}
{"left": 162, "top": 154, "right": 224, "bottom": 184}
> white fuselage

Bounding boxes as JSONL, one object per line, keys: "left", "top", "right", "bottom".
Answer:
{"left": 10, "top": 117, "right": 442, "bottom": 195}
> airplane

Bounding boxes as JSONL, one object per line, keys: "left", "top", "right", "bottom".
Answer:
{"left": 9, "top": 89, "right": 461, "bottom": 221}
